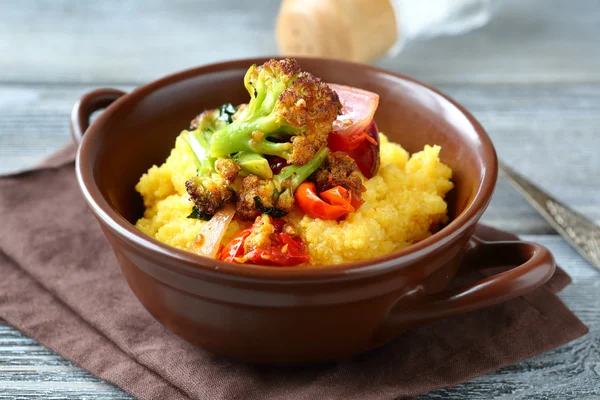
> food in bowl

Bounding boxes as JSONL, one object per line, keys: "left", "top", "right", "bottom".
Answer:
{"left": 135, "top": 59, "right": 453, "bottom": 266}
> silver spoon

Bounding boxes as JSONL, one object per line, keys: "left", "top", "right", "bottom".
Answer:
{"left": 499, "top": 162, "right": 600, "bottom": 272}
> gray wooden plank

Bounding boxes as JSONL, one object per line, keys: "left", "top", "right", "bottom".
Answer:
{"left": 447, "top": 84, "right": 600, "bottom": 233}
{"left": 0, "top": 235, "right": 598, "bottom": 399}
{"left": 0, "top": 0, "right": 599, "bottom": 86}
{"left": 0, "top": 383, "right": 132, "bottom": 400}
{"left": 0, "top": 325, "right": 133, "bottom": 398}
{"left": 1, "top": 83, "right": 598, "bottom": 234}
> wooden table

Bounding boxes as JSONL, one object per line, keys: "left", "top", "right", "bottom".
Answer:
{"left": 1, "top": 0, "right": 599, "bottom": 398}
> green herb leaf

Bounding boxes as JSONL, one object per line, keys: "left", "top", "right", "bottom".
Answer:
{"left": 253, "top": 196, "right": 288, "bottom": 218}
{"left": 187, "top": 205, "right": 213, "bottom": 221}
{"left": 218, "top": 103, "right": 237, "bottom": 124}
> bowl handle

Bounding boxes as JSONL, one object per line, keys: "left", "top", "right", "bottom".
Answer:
{"left": 70, "top": 89, "right": 126, "bottom": 144}
{"left": 374, "top": 238, "right": 556, "bottom": 342}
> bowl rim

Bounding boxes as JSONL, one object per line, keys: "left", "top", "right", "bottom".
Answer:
{"left": 76, "top": 56, "right": 498, "bottom": 281}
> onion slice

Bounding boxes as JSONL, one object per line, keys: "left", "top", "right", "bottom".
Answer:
{"left": 328, "top": 83, "right": 379, "bottom": 136}
{"left": 191, "top": 204, "right": 236, "bottom": 258}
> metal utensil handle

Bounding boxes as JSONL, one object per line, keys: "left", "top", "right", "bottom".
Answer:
{"left": 499, "top": 162, "right": 600, "bottom": 272}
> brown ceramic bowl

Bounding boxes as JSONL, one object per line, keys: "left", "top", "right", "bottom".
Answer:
{"left": 72, "top": 57, "right": 555, "bottom": 365}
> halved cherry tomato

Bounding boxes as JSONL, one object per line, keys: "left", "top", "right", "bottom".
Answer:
{"left": 218, "top": 219, "right": 309, "bottom": 266}
{"left": 328, "top": 84, "right": 381, "bottom": 178}
{"left": 328, "top": 129, "right": 378, "bottom": 152}
{"left": 244, "top": 231, "right": 309, "bottom": 266}
{"left": 295, "top": 182, "right": 355, "bottom": 220}
{"left": 339, "top": 120, "right": 381, "bottom": 179}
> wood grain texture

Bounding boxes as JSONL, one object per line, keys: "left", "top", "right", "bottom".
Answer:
{"left": 0, "top": 0, "right": 599, "bottom": 85}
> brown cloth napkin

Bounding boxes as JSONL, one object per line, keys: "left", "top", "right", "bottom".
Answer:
{"left": 0, "top": 144, "right": 588, "bottom": 400}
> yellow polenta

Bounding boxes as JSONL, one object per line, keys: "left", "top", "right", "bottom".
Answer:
{"left": 135, "top": 133, "right": 453, "bottom": 265}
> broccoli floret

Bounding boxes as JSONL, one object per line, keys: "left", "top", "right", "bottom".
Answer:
{"left": 236, "top": 146, "right": 329, "bottom": 220}
{"left": 184, "top": 110, "right": 240, "bottom": 220}
{"left": 210, "top": 59, "right": 342, "bottom": 166}
{"left": 189, "top": 108, "right": 229, "bottom": 132}
{"left": 243, "top": 214, "right": 276, "bottom": 254}
{"left": 185, "top": 173, "right": 235, "bottom": 220}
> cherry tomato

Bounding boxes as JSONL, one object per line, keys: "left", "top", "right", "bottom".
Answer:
{"left": 328, "top": 84, "right": 381, "bottom": 178}
{"left": 218, "top": 219, "right": 309, "bottom": 266}
{"left": 219, "top": 228, "right": 252, "bottom": 263}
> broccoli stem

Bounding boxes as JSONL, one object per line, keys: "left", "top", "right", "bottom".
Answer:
{"left": 184, "top": 130, "right": 214, "bottom": 176}
{"left": 210, "top": 117, "right": 293, "bottom": 158}
{"left": 274, "top": 146, "right": 329, "bottom": 191}
{"left": 251, "top": 146, "right": 329, "bottom": 218}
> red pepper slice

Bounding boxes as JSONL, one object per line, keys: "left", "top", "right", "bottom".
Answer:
{"left": 295, "top": 182, "right": 355, "bottom": 220}
{"left": 319, "top": 185, "right": 351, "bottom": 206}
{"left": 320, "top": 184, "right": 364, "bottom": 213}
